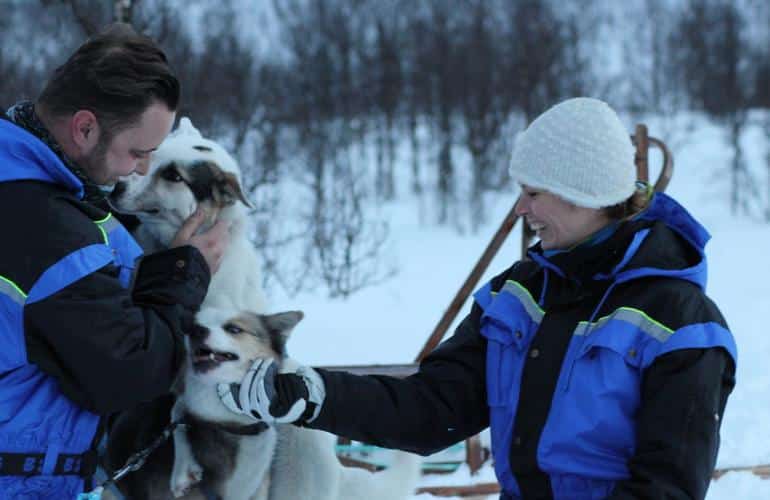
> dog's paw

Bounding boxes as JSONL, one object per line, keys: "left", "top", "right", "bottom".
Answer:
{"left": 171, "top": 461, "right": 203, "bottom": 498}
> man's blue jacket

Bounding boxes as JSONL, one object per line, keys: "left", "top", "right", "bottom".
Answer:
{"left": 0, "top": 117, "right": 208, "bottom": 498}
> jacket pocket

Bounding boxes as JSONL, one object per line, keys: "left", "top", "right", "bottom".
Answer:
{"left": 485, "top": 338, "right": 516, "bottom": 407}
{"left": 481, "top": 305, "right": 538, "bottom": 408}
{"left": 480, "top": 288, "right": 538, "bottom": 351}
{"left": 564, "top": 324, "right": 647, "bottom": 457}
{"left": 578, "top": 324, "right": 645, "bottom": 370}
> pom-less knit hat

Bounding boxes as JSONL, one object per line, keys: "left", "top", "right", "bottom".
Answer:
{"left": 508, "top": 97, "right": 636, "bottom": 208}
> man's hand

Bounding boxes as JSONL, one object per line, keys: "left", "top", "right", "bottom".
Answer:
{"left": 171, "top": 208, "right": 229, "bottom": 274}
{"left": 217, "top": 359, "right": 326, "bottom": 425}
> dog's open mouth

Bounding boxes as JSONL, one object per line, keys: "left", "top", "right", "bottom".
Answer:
{"left": 192, "top": 346, "right": 239, "bottom": 372}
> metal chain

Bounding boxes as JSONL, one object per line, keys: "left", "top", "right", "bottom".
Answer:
{"left": 77, "top": 421, "right": 181, "bottom": 499}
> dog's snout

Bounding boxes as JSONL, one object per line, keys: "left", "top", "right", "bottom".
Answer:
{"left": 111, "top": 180, "right": 127, "bottom": 200}
{"left": 189, "top": 324, "right": 209, "bottom": 340}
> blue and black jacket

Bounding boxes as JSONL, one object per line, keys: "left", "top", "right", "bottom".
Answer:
{"left": 0, "top": 117, "right": 209, "bottom": 498}
{"left": 312, "top": 192, "right": 736, "bottom": 500}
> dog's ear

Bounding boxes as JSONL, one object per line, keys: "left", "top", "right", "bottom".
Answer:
{"left": 217, "top": 172, "right": 253, "bottom": 209}
{"left": 263, "top": 311, "right": 304, "bottom": 339}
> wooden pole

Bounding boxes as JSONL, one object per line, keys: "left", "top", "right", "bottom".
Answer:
{"left": 634, "top": 125, "right": 650, "bottom": 184}
{"left": 414, "top": 200, "right": 522, "bottom": 362}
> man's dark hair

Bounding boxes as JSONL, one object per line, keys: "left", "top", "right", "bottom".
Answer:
{"left": 37, "top": 23, "right": 180, "bottom": 142}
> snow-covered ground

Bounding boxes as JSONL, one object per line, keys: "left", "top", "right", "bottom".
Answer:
{"left": 268, "top": 110, "right": 770, "bottom": 499}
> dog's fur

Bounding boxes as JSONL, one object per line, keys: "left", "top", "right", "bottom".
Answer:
{"left": 109, "top": 117, "right": 266, "bottom": 312}
{"left": 106, "top": 119, "right": 421, "bottom": 500}
{"left": 167, "top": 307, "right": 292, "bottom": 500}
{"left": 173, "top": 307, "right": 422, "bottom": 500}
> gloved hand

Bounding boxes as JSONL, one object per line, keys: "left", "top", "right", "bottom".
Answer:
{"left": 217, "top": 358, "right": 326, "bottom": 425}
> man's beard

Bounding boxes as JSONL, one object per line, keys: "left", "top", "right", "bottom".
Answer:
{"left": 79, "top": 138, "right": 113, "bottom": 187}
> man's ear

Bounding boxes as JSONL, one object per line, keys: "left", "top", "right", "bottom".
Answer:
{"left": 70, "top": 110, "right": 100, "bottom": 155}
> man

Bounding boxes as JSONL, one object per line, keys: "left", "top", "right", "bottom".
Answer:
{"left": 0, "top": 24, "right": 228, "bottom": 498}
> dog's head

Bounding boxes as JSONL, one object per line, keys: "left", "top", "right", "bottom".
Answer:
{"left": 109, "top": 117, "right": 251, "bottom": 245}
{"left": 187, "top": 307, "right": 304, "bottom": 385}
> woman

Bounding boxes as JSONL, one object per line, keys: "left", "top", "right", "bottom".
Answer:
{"left": 219, "top": 98, "right": 737, "bottom": 499}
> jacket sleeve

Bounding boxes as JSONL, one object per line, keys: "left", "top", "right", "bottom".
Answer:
{"left": 24, "top": 245, "right": 210, "bottom": 415}
{"left": 608, "top": 347, "right": 735, "bottom": 500}
{"left": 308, "top": 304, "right": 489, "bottom": 456}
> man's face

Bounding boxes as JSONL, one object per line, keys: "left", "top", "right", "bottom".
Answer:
{"left": 81, "top": 101, "right": 175, "bottom": 186}
{"left": 515, "top": 185, "right": 611, "bottom": 250}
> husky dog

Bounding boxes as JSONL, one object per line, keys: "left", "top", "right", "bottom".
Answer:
{"left": 106, "top": 117, "right": 271, "bottom": 498}
{"left": 174, "top": 307, "right": 422, "bottom": 500}
{"left": 107, "top": 307, "right": 422, "bottom": 499}
{"left": 106, "top": 120, "right": 421, "bottom": 499}
{"left": 108, "top": 117, "right": 266, "bottom": 312}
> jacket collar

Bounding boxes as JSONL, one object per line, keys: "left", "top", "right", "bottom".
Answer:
{"left": 0, "top": 117, "right": 85, "bottom": 198}
{"left": 526, "top": 193, "right": 709, "bottom": 292}
{"left": 2, "top": 101, "right": 107, "bottom": 202}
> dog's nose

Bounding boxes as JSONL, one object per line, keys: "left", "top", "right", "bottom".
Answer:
{"left": 110, "top": 181, "right": 127, "bottom": 200}
{"left": 189, "top": 324, "right": 209, "bottom": 340}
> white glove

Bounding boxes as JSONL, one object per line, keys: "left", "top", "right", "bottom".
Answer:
{"left": 217, "top": 358, "right": 326, "bottom": 425}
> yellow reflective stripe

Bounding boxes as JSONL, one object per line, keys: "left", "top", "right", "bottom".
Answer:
{"left": 93, "top": 212, "right": 119, "bottom": 245}
{"left": 93, "top": 213, "right": 111, "bottom": 224}
{"left": 501, "top": 280, "right": 544, "bottom": 322}
{"left": 0, "top": 275, "right": 27, "bottom": 304}
{"left": 100, "top": 214, "right": 121, "bottom": 233}
{"left": 96, "top": 225, "right": 108, "bottom": 244}
{"left": 575, "top": 306, "right": 674, "bottom": 342}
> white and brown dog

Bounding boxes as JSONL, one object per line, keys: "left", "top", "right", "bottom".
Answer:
{"left": 107, "top": 117, "right": 271, "bottom": 499}
{"left": 109, "top": 117, "right": 266, "bottom": 313}
{"left": 106, "top": 119, "right": 420, "bottom": 500}
{"left": 175, "top": 306, "right": 422, "bottom": 500}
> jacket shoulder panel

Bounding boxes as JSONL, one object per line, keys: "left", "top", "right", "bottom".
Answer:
{"left": 0, "top": 181, "right": 106, "bottom": 292}
{"left": 612, "top": 276, "right": 727, "bottom": 332}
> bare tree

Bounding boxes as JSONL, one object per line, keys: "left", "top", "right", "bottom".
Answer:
{"left": 113, "top": 0, "right": 132, "bottom": 23}
{"left": 670, "top": 0, "right": 758, "bottom": 215}
{"left": 309, "top": 151, "right": 394, "bottom": 298}
{"left": 424, "top": 0, "right": 462, "bottom": 226}
{"left": 622, "top": 0, "right": 681, "bottom": 112}
{"left": 457, "top": 0, "right": 515, "bottom": 230}
{"left": 501, "top": 0, "right": 572, "bottom": 122}
{"left": 0, "top": 7, "right": 41, "bottom": 108}
{"left": 763, "top": 95, "right": 770, "bottom": 226}
{"left": 372, "top": 17, "right": 403, "bottom": 201}
{"left": 402, "top": 10, "right": 433, "bottom": 199}
{"left": 46, "top": 0, "right": 110, "bottom": 36}
{"left": 0, "top": 1, "right": 87, "bottom": 106}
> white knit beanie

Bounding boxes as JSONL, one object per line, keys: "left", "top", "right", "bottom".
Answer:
{"left": 508, "top": 97, "right": 636, "bottom": 208}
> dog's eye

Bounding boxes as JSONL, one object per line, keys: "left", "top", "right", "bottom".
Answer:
{"left": 223, "top": 323, "right": 244, "bottom": 335}
{"left": 160, "top": 166, "right": 184, "bottom": 183}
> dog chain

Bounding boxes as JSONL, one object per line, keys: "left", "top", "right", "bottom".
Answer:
{"left": 76, "top": 421, "right": 182, "bottom": 500}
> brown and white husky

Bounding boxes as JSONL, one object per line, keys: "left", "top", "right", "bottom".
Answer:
{"left": 106, "top": 119, "right": 421, "bottom": 500}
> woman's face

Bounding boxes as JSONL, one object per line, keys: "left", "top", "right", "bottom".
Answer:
{"left": 515, "top": 185, "right": 612, "bottom": 250}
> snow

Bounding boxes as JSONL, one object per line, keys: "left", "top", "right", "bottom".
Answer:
{"left": 267, "top": 111, "right": 770, "bottom": 498}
